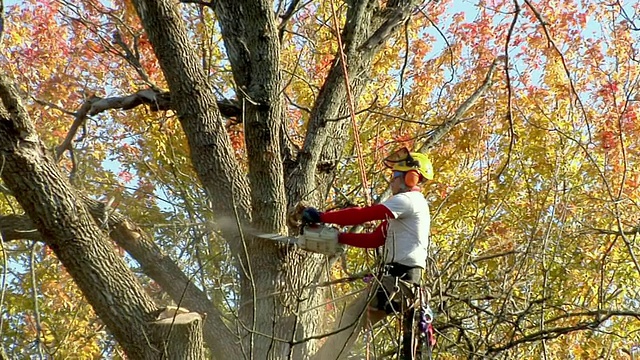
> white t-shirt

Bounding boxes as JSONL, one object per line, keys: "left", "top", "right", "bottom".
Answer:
{"left": 381, "top": 191, "right": 430, "bottom": 268}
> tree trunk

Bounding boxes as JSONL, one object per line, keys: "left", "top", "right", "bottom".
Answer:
{"left": 0, "top": 76, "right": 206, "bottom": 359}
{"left": 129, "top": 0, "right": 423, "bottom": 358}
{"left": 151, "top": 312, "right": 205, "bottom": 359}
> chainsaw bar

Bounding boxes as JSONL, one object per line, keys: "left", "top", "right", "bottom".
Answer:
{"left": 254, "top": 232, "right": 299, "bottom": 245}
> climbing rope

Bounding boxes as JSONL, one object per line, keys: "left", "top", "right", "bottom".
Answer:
{"left": 329, "top": 1, "right": 372, "bottom": 206}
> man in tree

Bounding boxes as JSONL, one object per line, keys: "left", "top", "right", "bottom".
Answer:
{"left": 302, "top": 147, "right": 433, "bottom": 359}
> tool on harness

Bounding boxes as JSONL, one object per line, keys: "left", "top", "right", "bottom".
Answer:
{"left": 375, "top": 265, "right": 435, "bottom": 360}
{"left": 418, "top": 291, "right": 436, "bottom": 359}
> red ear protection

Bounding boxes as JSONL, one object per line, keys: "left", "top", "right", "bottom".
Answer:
{"left": 404, "top": 170, "right": 420, "bottom": 187}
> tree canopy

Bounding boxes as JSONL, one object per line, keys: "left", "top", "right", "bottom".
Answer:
{"left": 0, "top": 0, "right": 639, "bottom": 359}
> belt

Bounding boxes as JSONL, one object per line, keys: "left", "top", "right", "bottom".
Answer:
{"left": 384, "top": 262, "right": 423, "bottom": 286}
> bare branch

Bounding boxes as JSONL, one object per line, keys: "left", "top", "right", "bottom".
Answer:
{"left": 584, "top": 225, "right": 640, "bottom": 236}
{"left": 111, "top": 30, "right": 157, "bottom": 88}
{"left": 487, "top": 310, "right": 640, "bottom": 354}
{"left": 52, "top": 90, "right": 240, "bottom": 161}
{"left": 54, "top": 90, "right": 171, "bottom": 160}
{"left": 418, "top": 57, "right": 502, "bottom": 152}
{"left": 278, "top": 0, "right": 311, "bottom": 40}
{"left": 522, "top": 0, "right": 592, "bottom": 141}
{"left": 497, "top": 0, "right": 520, "bottom": 178}
{"left": 0, "top": 196, "right": 236, "bottom": 356}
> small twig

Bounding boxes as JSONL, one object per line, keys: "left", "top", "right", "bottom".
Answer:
{"left": 497, "top": 0, "right": 520, "bottom": 179}
{"left": 522, "top": 0, "right": 592, "bottom": 141}
{"left": 418, "top": 56, "right": 502, "bottom": 153}
{"left": 29, "top": 244, "right": 45, "bottom": 360}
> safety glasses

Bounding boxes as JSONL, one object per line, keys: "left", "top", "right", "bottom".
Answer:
{"left": 392, "top": 171, "right": 404, "bottom": 179}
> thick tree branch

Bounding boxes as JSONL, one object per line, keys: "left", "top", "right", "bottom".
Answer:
{"left": 81, "top": 196, "right": 238, "bottom": 359}
{"left": 290, "top": 0, "right": 422, "bottom": 206}
{"left": 290, "top": 0, "right": 377, "bottom": 204}
{"left": 131, "top": 0, "right": 251, "bottom": 224}
{"left": 212, "top": 0, "right": 287, "bottom": 233}
{"left": 0, "top": 195, "right": 237, "bottom": 358}
{"left": 0, "top": 74, "right": 163, "bottom": 359}
{"left": 54, "top": 90, "right": 169, "bottom": 159}
{"left": 51, "top": 90, "right": 240, "bottom": 160}
{"left": 358, "top": 0, "right": 412, "bottom": 52}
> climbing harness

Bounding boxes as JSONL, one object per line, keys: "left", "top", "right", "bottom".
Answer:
{"left": 362, "top": 264, "right": 436, "bottom": 359}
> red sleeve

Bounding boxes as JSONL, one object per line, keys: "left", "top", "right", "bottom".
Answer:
{"left": 319, "top": 204, "right": 395, "bottom": 226}
{"left": 338, "top": 221, "right": 387, "bottom": 248}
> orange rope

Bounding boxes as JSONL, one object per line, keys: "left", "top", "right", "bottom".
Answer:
{"left": 329, "top": 2, "right": 372, "bottom": 206}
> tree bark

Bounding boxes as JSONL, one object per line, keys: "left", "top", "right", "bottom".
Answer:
{"left": 0, "top": 76, "right": 167, "bottom": 358}
{"left": 0, "top": 0, "right": 539, "bottom": 357}
{"left": 129, "top": 0, "right": 425, "bottom": 358}
{"left": 151, "top": 311, "right": 205, "bottom": 359}
{"left": 83, "top": 197, "right": 242, "bottom": 359}
{"left": 130, "top": 0, "right": 252, "bottom": 227}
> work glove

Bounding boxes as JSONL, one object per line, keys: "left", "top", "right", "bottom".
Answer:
{"left": 301, "top": 207, "right": 322, "bottom": 224}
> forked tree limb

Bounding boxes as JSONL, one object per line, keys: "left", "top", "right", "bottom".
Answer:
{"left": 0, "top": 73, "right": 167, "bottom": 359}
{"left": 52, "top": 90, "right": 240, "bottom": 160}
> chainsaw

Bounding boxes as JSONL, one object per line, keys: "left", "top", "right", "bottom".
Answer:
{"left": 254, "top": 224, "right": 345, "bottom": 255}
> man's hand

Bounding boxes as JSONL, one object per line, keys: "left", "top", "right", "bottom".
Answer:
{"left": 287, "top": 202, "right": 308, "bottom": 228}
{"left": 301, "top": 207, "right": 322, "bottom": 224}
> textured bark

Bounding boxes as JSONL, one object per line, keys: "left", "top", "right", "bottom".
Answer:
{"left": 127, "top": 0, "right": 423, "bottom": 358}
{"left": 0, "top": 195, "right": 239, "bottom": 359}
{"left": 0, "top": 76, "right": 163, "bottom": 358}
{"left": 83, "top": 197, "right": 242, "bottom": 359}
{"left": 0, "top": 75, "right": 209, "bottom": 359}
{"left": 151, "top": 312, "right": 205, "bottom": 359}
{"left": 211, "top": 2, "right": 315, "bottom": 358}
{"left": 131, "top": 0, "right": 252, "bottom": 226}
{"left": 131, "top": 1, "right": 288, "bottom": 358}
{"left": 213, "top": 0, "right": 286, "bottom": 232}
{"left": 287, "top": 0, "right": 417, "bottom": 204}
{"left": 0, "top": 0, "right": 502, "bottom": 357}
